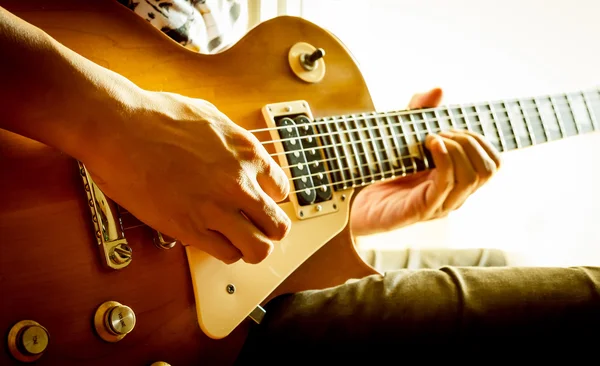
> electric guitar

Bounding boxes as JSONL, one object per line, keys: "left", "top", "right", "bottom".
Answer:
{"left": 1, "top": 1, "right": 598, "bottom": 365}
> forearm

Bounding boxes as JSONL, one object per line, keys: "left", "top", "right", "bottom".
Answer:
{"left": 0, "top": 6, "right": 142, "bottom": 163}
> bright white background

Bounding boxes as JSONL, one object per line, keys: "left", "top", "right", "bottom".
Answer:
{"left": 250, "top": 0, "right": 600, "bottom": 266}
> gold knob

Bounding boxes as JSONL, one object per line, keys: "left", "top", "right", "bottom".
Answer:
{"left": 7, "top": 320, "right": 49, "bottom": 363}
{"left": 150, "top": 362, "right": 171, "bottom": 366}
{"left": 94, "top": 301, "right": 136, "bottom": 342}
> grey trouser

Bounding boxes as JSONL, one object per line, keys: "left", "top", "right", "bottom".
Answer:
{"left": 235, "top": 265, "right": 600, "bottom": 363}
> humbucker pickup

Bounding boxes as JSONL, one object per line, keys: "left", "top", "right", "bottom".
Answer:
{"left": 275, "top": 115, "right": 333, "bottom": 206}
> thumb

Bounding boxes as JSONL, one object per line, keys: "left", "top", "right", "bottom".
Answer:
{"left": 408, "top": 87, "right": 444, "bottom": 109}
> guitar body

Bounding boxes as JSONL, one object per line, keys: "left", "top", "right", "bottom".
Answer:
{"left": 0, "top": 1, "right": 378, "bottom": 365}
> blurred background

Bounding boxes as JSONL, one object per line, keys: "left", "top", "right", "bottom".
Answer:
{"left": 249, "top": 0, "right": 600, "bottom": 267}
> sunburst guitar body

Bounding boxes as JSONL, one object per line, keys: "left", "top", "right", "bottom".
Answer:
{"left": 2, "top": 1, "right": 600, "bottom": 365}
{"left": 0, "top": 1, "right": 380, "bottom": 365}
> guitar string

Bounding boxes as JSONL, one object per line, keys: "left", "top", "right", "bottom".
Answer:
{"left": 257, "top": 98, "right": 599, "bottom": 148}
{"left": 280, "top": 117, "right": 500, "bottom": 175}
{"left": 269, "top": 99, "right": 598, "bottom": 163}
{"left": 275, "top": 107, "right": 557, "bottom": 170}
{"left": 283, "top": 120, "right": 583, "bottom": 195}
{"left": 246, "top": 89, "right": 600, "bottom": 136}
{"left": 274, "top": 106, "right": 597, "bottom": 173}
{"left": 121, "top": 98, "right": 599, "bottom": 230}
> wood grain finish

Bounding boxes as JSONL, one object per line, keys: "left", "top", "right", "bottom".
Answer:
{"left": 0, "top": 1, "right": 378, "bottom": 365}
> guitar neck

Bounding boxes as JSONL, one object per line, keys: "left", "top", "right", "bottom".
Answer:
{"left": 313, "top": 87, "right": 600, "bottom": 190}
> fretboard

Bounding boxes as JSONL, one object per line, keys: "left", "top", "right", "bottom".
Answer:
{"left": 313, "top": 88, "right": 600, "bottom": 190}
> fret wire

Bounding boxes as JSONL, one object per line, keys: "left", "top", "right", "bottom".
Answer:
{"left": 503, "top": 100, "right": 521, "bottom": 149}
{"left": 488, "top": 102, "right": 507, "bottom": 152}
{"left": 549, "top": 95, "right": 567, "bottom": 139}
{"left": 433, "top": 108, "right": 444, "bottom": 132}
{"left": 322, "top": 118, "right": 347, "bottom": 189}
{"left": 287, "top": 128, "right": 528, "bottom": 193}
{"left": 473, "top": 103, "right": 489, "bottom": 141}
{"left": 333, "top": 118, "right": 356, "bottom": 187}
{"left": 446, "top": 106, "right": 459, "bottom": 130}
{"left": 362, "top": 113, "right": 386, "bottom": 181}
{"left": 408, "top": 112, "right": 429, "bottom": 170}
{"left": 275, "top": 104, "right": 592, "bottom": 168}
{"left": 341, "top": 115, "right": 362, "bottom": 187}
{"left": 281, "top": 97, "right": 600, "bottom": 189}
{"left": 459, "top": 105, "right": 474, "bottom": 132}
{"left": 358, "top": 113, "right": 377, "bottom": 184}
{"left": 285, "top": 110, "right": 565, "bottom": 173}
{"left": 582, "top": 91, "right": 599, "bottom": 131}
{"left": 565, "top": 93, "right": 581, "bottom": 135}
{"left": 518, "top": 98, "right": 537, "bottom": 146}
{"left": 380, "top": 115, "right": 398, "bottom": 174}
{"left": 348, "top": 114, "right": 364, "bottom": 185}
{"left": 421, "top": 111, "right": 436, "bottom": 168}
{"left": 264, "top": 99, "right": 586, "bottom": 148}
{"left": 532, "top": 96, "right": 551, "bottom": 142}
{"left": 350, "top": 115, "right": 373, "bottom": 185}
{"left": 373, "top": 114, "right": 396, "bottom": 179}
{"left": 253, "top": 95, "right": 597, "bottom": 139}
{"left": 385, "top": 114, "right": 407, "bottom": 177}
{"left": 421, "top": 110, "right": 434, "bottom": 135}
{"left": 398, "top": 114, "right": 418, "bottom": 174}
{"left": 287, "top": 113, "right": 596, "bottom": 189}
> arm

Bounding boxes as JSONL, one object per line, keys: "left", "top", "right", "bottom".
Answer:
{"left": 0, "top": 6, "right": 139, "bottom": 163}
{"left": 0, "top": 6, "right": 291, "bottom": 265}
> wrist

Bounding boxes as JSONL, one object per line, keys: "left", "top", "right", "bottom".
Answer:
{"left": 41, "top": 39, "right": 148, "bottom": 167}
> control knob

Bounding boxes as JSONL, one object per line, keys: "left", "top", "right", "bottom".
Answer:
{"left": 7, "top": 320, "right": 49, "bottom": 363}
{"left": 94, "top": 300, "right": 136, "bottom": 342}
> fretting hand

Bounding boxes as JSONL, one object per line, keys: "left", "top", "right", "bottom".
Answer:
{"left": 350, "top": 88, "right": 502, "bottom": 236}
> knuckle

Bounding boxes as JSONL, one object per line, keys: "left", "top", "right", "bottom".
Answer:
{"left": 243, "top": 237, "right": 273, "bottom": 264}
{"left": 274, "top": 214, "right": 291, "bottom": 240}
{"left": 219, "top": 248, "right": 243, "bottom": 264}
{"left": 482, "top": 159, "right": 497, "bottom": 179}
{"left": 263, "top": 204, "right": 291, "bottom": 241}
{"left": 467, "top": 173, "right": 479, "bottom": 189}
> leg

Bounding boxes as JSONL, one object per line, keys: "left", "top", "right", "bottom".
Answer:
{"left": 236, "top": 266, "right": 600, "bottom": 363}
{"left": 360, "top": 247, "right": 507, "bottom": 271}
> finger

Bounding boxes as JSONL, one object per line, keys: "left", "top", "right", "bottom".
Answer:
{"left": 438, "top": 136, "right": 479, "bottom": 211}
{"left": 452, "top": 129, "right": 502, "bottom": 170}
{"left": 408, "top": 87, "right": 444, "bottom": 109}
{"left": 440, "top": 131, "right": 497, "bottom": 188}
{"left": 256, "top": 153, "right": 290, "bottom": 202}
{"left": 421, "top": 134, "right": 454, "bottom": 218}
{"left": 241, "top": 183, "right": 291, "bottom": 241}
{"left": 208, "top": 208, "right": 275, "bottom": 265}
{"left": 184, "top": 224, "right": 243, "bottom": 265}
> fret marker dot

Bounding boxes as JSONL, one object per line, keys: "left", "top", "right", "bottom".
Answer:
{"left": 304, "top": 188, "right": 312, "bottom": 195}
{"left": 321, "top": 185, "right": 327, "bottom": 192}
{"left": 298, "top": 163, "right": 304, "bottom": 170}
{"left": 307, "top": 136, "right": 313, "bottom": 143}
{"left": 294, "top": 151, "right": 300, "bottom": 158}
{"left": 287, "top": 127, "right": 293, "bottom": 133}
{"left": 313, "top": 161, "right": 319, "bottom": 167}
{"left": 311, "top": 149, "right": 316, "bottom": 155}
{"left": 291, "top": 138, "right": 297, "bottom": 145}
{"left": 318, "top": 173, "right": 324, "bottom": 179}
{"left": 301, "top": 177, "right": 307, "bottom": 183}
